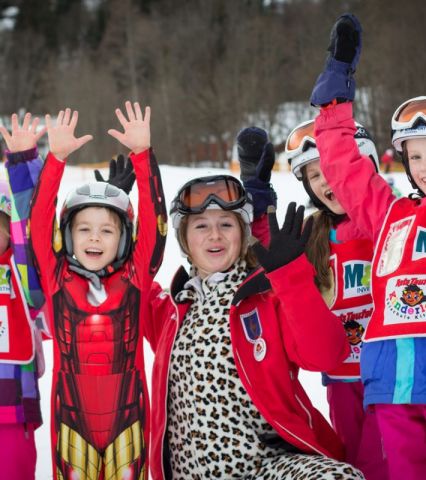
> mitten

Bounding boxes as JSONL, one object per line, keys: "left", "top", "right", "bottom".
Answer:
{"left": 310, "top": 13, "right": 362, "bottom": 106}
{"left": 94, "top": 154, "right": 136, "bottom": 194}
{"left": 251, "top": 203, "right": 313, "bottom": 272}
{"left": 237, "top": 126, "right": 277, "bottom": 218}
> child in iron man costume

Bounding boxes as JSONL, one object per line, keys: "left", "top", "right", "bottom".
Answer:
{"left": 29, "top": 102, "right": 166, "bottom": 480}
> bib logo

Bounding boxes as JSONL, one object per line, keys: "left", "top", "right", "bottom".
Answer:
{"left": 0, "top": 265, "right": 11, "bottom": 295}
{"left": 342, "top": 261, "right": 371, "bottom": 299}
{"left": 412, "top": 227, "right": 426, "bottom": 261}
{"left": 332, "top": 304, "right": 373, "bottom": 363}
{"left": 385, "top": 275, "right": 426, "bottom": 325}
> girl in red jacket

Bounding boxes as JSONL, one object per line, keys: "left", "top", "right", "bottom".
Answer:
{"left": 145, "top": 174, "right": 364, "bottom": 479}
{"left": 283, "top": 120, "right": 388, "bottom": 480}
{"left": 310, "top": 13, "right": 426, "bottom": 480}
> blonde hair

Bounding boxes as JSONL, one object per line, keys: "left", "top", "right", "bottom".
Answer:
{"left": 177, "top": 211, "right": 258, "bottom": 270}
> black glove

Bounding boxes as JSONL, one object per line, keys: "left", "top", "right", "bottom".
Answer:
{"left": 327, "top": 15, "right": 360, "bottom": 64}
{"left": 251, "top": 203, "right": 314, "bottom": 273}
{"left": 94, "top": 154, "right": 136, "bottom": 194}
{"left": 237, "top": 126, "right": 277, "bottom": 218}
{"left": 310, "top": 13, "right": 362, "bottom": 106}
{"left": 237, "top": 126, "right": 275, "bottom": 183}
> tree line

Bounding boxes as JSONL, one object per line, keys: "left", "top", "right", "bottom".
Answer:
{"left": 0, "top": 0, "right": 425, "bottom": 165}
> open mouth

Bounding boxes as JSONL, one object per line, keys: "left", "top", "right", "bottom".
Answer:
{"left": 85, "top": 249, "right": 103, "bottom": 257}
{"left": 207, "top": 247, "right": 223, "bottom": 253}
{"left": 324, "top": 189, "right": 335, "bottom": 202}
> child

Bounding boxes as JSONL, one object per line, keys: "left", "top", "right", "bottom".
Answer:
{"left": 0, "top": 113, "right": 46, "bottom": 479}
{"left": 311, "top": 13, "right": 426, "bottom": 480}
{"left": 29, "top": 102, "right": 166, "bottom": 480}
{"left": 145, "top": 174, "right": 365, "bottom": 479}
{"left": 284, "top": 120, "right": 387, "bottom": 480}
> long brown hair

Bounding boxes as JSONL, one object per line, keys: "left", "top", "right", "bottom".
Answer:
{"left": 305, "top": 210, "right": 333, "bottom": 293}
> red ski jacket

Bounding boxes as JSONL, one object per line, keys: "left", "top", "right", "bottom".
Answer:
{"left": 145, "top": 254, "right": 349, "bottom": 479}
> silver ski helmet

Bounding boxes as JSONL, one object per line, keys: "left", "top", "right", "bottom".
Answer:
{"left": 60, "top": 182, "right": 134, "bottom": 273}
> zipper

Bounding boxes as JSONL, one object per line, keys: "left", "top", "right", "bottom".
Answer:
{"left": 160, "top": 295, "right": 180, "bottom": 480}
{"left": 294, "top": 394, "right": 313, "bottom": 429}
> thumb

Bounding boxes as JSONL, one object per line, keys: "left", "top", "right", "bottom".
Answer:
{"left": 257, "top": 142, "right": 275, "bottom": 182}
{"left": 76, "top": 135, "right": 93, "bottom": 149}
{"left": 94, "top": 170, "right": 104, "bottom": 182}
{"left": 251, "top": 240, "right": 269, "bottom": 267}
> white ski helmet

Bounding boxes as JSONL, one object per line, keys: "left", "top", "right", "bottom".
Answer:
{"left": 285, "top": 119, "right": 379, "bottom": 180}
{"left": 391, "top": 96, "right": 426, "bottom": 152}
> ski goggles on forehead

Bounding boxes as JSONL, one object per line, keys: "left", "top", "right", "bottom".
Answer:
{"left": 285, "top": 120, "right": 316, "bottom": 157}
{"left": 392, "top": 97, "right": 426, "bottom": 131}
{"left": 175, "top": 175, "right": 247, "bottom": 214}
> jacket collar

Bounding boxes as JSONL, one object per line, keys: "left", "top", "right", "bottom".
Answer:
{"left": 169, "top": 265, "right": 271, "bottom": 305}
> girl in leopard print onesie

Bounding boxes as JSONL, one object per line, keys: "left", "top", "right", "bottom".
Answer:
{"left": 146, "top": 175, "right": 365, "bottom": 479}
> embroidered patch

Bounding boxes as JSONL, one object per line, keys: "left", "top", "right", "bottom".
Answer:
{"left": 384, "top": 275, "right": 426, "bottom": 325}
{"left": 377, "top": 216, "right": 415, "bottom": 277}
{"left": 240, "top": 309, "right": 267, "bottom": 361}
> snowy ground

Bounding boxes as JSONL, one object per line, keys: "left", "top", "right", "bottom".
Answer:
{"left": 34, "top": 163, "right": 412, "bottom": 479}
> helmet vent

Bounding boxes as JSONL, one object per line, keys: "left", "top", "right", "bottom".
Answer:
{"left": 76, "top": 185, "right": 91, "bottom": 195}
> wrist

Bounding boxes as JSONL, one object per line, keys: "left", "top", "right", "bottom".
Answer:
{"left": 6, "top": 146, "right": 38, "bottom": 164}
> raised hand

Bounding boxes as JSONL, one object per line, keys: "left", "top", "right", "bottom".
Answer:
{"left": 0, "top": 112, "right": 47, "bottom": 153}
{"left": 108, "top": 101, "right": 150, "bottom": 154}
{"left": 94, "top": 154, "right": 136, "bottom": 194}
{"left": 46, "top": 109, "right": 93, "bottom": 161}
{"left": 236, "top": 126, "right": 277, "bottom": 219}
{"left": 310, "top": 13, "right": 362, "bottom": 106}
{"left": 251, "top": 202, "right": 314, "bottom": 273}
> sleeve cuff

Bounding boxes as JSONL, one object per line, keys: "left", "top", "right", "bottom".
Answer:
{"left": 6, "top": 147, "right": 38, "bottom": 165}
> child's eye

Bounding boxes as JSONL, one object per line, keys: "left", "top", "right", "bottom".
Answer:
{"left": 102, "top": 229, "right": 114, "bottom": 234}
{"left": 221, "top": 222, "right": 233, "bottom": 228}
{"left": 78, "top": 227, "right": 89, "bottom": 232}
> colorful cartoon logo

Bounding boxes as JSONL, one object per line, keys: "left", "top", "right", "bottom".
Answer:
{"left": 344, "top": 320, "right": 364, "bottom": 346}
{"left": 384, "top": 276, "right": 426, "bottom": 325}
{"left": 400, "top": 284, "right": 426, "bottom": 307}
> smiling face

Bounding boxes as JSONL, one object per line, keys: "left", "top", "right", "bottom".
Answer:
{"left": 305, "top": 160, "right": 345, "bottom": 215}
{"left": 406, "top": 138, "right": 426, "bottom": 194}
{"left": 185, "top": 209, "right": 242, "bottom": 278}
{"left": 71, "top": 207, "right": 121, "bottom": 271}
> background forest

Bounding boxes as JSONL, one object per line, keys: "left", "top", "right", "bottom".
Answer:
{"left": 0, "top": 0, "right": 425, "bottom": 165}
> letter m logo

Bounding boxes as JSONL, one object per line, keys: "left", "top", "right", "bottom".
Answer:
{"left": 413, "top": 227, "right": 426, "bottom": 261}
{"left": 342, "top": 261, "right": 371, "bottom": 299}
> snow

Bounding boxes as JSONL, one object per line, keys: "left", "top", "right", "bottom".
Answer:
{"left": 34, "top": 163, "right": 412, "bottom": 479}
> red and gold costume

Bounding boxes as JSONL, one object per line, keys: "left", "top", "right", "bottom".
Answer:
{"left": 30, "top": 150, "right": 166, "bottom": 480}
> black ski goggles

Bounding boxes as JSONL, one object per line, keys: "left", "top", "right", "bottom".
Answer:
{"left": 173, "top": 175, "right": 247, "bottom": 214}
